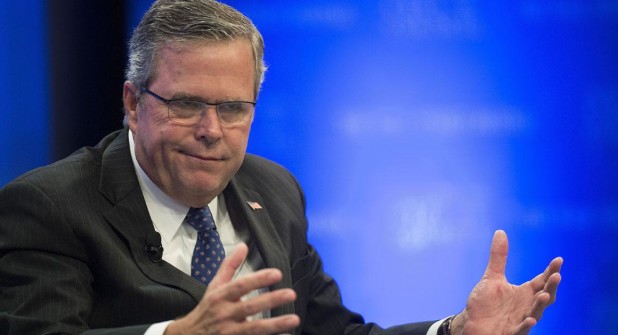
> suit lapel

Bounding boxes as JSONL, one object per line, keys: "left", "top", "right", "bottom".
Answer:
{"left": 224, "top": 179, "right": 295, "bottom": 317}
{"left": 96, "top": 130, "right": 294, "bottom": 313}
{"left": 98, "top": 129, "right": 205, "bottom": 303}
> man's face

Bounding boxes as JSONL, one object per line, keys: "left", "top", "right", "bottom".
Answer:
{"left": 124, "top": 39, "right": 255, "bottom": 207}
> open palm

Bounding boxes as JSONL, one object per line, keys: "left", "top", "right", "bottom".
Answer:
{"left": 452, "top": 231, "right": 563, "bottom": 335}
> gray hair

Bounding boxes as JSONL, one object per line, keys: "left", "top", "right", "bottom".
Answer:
{"left": 126, "top": 0, "right": 266, "bottom": 100}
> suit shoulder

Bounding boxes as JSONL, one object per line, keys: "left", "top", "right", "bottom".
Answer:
{"left": 4, "top": 130, "right": 124, "bottom": 191}
{"left": 241, "top": 154, "right": 290, "bottom": 173}
{"left": 238, "top": 154, "right": 297, "bottom": 182}
{"left": 235, "top": 154, "right": 303, "bottom": 195}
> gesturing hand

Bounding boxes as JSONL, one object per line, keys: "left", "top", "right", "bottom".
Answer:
{"left": 165, "top": 243, "right": 300, "bottom": 335}
{"left": 451, "top": 230, "right": 563, "bottom": 335}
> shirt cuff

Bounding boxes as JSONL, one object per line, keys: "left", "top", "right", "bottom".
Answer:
{"left": 144, "top": 320, "right": 173, "bottom": 335}
{"left": 426, "top": 316, "right": 453, "bottom": 335}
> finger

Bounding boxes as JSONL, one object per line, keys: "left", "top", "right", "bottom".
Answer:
{"left": 230, "top": 314, "right": 300, "bottom": 335}
{"left": 536, "top": 271, "right": 562, "bottom": 312}
{"left": 527, "top": 291, "right": 551, "bottom": 321}
{"left": 530, "top": 257, "right": 563, "bottom": 292}
{"left": 229, "top": 288, "right": 297, "bottom": 321}
{"left": 211, "top": 268, "right": 285, "bottom": 302}
{"left": 512, "top": 316, "right": 537, "bottom": 335}
{"left": 483, "top": 230, "right": 509, "bottom": 279}
{"left": 544, "top": 271, "right": 562, "bottom": 305}
{"left": 528, "top": 272, "right": 562, "bottom": 321}
{"left": 208, "top": 243, "right": 249, "bottom": 289}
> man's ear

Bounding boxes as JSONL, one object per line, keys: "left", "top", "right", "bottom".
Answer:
{"left": 123, "top": 81, "right": 139, "bottom": 131}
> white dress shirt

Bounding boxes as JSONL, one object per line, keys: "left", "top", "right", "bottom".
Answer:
{"left": 128, "top": 133, "right": 267, "bottom": 335}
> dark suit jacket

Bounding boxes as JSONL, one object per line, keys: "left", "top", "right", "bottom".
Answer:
{"left": 0, "top": 129, "right": 434, "bottom": 335}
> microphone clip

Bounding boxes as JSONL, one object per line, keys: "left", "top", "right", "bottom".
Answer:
{"left": 145, "top": 232, "right": 164, "bottom": 263}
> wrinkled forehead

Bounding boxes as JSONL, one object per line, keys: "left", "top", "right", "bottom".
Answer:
{"left": 146, "top": 38, "right": 256, "bottom": 88}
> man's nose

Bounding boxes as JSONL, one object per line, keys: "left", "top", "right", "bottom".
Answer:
{"left": 195, "top": 107, "right": 223, "bottom": 141}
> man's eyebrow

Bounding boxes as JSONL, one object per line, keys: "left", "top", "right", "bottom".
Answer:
{"left": 168, "top": 92, "right": 250, "bottom": 103}
{"left": 168, "top": 92, "right": 205, "bottom": 101}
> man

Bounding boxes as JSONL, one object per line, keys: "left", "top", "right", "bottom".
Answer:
{"left": 0, "top": 0, "right": 562, "bottom": 334}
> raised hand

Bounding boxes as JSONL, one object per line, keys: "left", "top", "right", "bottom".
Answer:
{"left": 451, "top": 230, "right": 563, "bottom": 335}
{"left": 165, "top": 243, "right": 300, "bottom": 335}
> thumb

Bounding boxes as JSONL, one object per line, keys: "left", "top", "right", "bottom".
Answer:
{"left": 484, "top": 230, "right": 509, "bottom": 279}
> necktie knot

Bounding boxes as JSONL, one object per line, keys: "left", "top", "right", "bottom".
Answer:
{"left": 185, "top": 207, "right": 216, "bottom": 232}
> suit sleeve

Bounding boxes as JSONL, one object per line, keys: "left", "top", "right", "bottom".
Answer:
{"left": 293, "top": 243, "right": 435, "bottom": 335}
{"left": 0, "top": 180, "right": 150, "bottom": 335}
{"left": 277, "top": 169, "right": 435, "bottom": 335}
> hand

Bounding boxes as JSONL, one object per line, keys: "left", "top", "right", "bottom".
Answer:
{"left": 451, "top": 230, "right": 562, "bottom": 335}
{"left": 165, "top": 243, "right": 300, "bottom": 335}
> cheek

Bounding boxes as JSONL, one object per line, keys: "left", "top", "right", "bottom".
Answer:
{"left": 150, "top": 110, "right": 172, "bottom": 128}
{"left": 141, "top": 125, "right": 180, "bottom": 169}
{"left": 227, "top": 128, "right": 251, "bottom": 154}
{"left": 140, "top": 102, "right": 169, "bottom": 124}
{"left": 135, "top": 108, "right": 166, "bottom": 137}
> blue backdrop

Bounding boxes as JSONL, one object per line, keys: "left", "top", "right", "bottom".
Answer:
{"left": 0, "top": 0, "right": 49, "bottom": 186}
{"left": 3, "top": 1, "right": 618, "bottom": 334}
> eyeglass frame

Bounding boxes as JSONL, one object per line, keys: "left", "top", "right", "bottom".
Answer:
{"left": 140, "top": 87, "right": 256, "bottom": 126}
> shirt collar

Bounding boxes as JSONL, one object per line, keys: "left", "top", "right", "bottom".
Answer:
{"left": 128, "top": 131, "right": 219, "bottom": 244}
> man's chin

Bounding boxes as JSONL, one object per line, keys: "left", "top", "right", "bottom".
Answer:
{"left": 178, "top": 179, "right": 225, "bottom": 204}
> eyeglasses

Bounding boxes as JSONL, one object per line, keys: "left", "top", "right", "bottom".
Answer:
{"left": 141, "top": 88, "right": 255, "bottom": 126}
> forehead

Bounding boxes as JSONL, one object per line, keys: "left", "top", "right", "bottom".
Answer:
{"left": 152, "top": 38, "right": 255, "bottom": 75}
{"left": 150, "top": 39, "right": 255, "bottom": 98}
